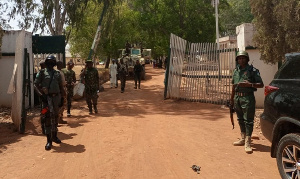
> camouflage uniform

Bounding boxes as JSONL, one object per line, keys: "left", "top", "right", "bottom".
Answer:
{"left": 81, "top": 65, "right": 99, "bottom": 113}
{"left": 62, "top": 68, "right": 76, "bottom": 115}
{"left": 118, "top": 62, "right": 128, "bottom": 93}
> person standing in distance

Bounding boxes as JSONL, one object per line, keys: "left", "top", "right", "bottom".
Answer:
{"left": 80, "top": 59, "right": 100, "bottom": 114}
{"left": 62, "top": 61, "right": 76, "bottom": 117}
{"left": 118, "top": 58, "right": 128, "bottom": 93}
{"left": 133, "top": 60, "right": 143, "bottom": 89}
{"left": 230, "top": 51, "right": 264, "bottom": 154}
{"left": 109, "top": 59, "right": 118, "bottom": 88}
{"left": 34, "top": 55, "right": 66, "bottom": 150}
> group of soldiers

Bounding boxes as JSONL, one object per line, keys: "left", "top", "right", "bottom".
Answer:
{"left": 34, "top": 56, "right": 99, "bottom": 150}
{"left": 34, "top": 50, "right": 263, "bottom": 154}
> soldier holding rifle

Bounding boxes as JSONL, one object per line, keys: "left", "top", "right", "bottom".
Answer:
{"left": 230, "top": 51, "right": 264, "bottom": 154}
{"left": 34, "top": 55, "right": 66, "bottom": 150}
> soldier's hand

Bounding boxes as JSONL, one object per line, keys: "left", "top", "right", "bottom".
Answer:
{"left": 238, "top": 81, "right": 251, "bottom": 87}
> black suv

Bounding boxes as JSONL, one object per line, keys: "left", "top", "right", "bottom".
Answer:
{"left": 260, "top": 52, "right": 300, "bottom": 179}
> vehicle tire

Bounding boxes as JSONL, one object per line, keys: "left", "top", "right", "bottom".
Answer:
{"left": 276, "top": 133, "right": 300, "bottom": 179}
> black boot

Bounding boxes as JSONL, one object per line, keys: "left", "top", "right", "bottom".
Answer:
{"left": 45, "top": 134, "right": 52, "bottom": 150}
{"left": 93, "top": 104, "right": 98, "bottom": 114}
{"left": 88, "top": 104, "right": 93, "bottom": 114}
{"left": 52, "top": 132, "right": 61, "bottom": 144}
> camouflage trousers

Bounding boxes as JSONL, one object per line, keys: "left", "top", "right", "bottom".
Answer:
{"left": 234, "top": 94, "right": 256, "bottom": 136}
{"left": 66, "top": 88, "right": 74, "bottom": 113}
{"left": 43, "top": 95, "right": 61, "bottom": 135}
{"left": 119, "top": 75, "right": 126, "bottom": 91}
{"left": 58, "top": 96, "right": 67, "bottom": 120}
{"left": 85, "top": 91, "right": 98, "bottom": 111}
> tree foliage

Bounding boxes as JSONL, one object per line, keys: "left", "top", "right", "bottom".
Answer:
{"left": 250, "top": 0, "right": 300, "bottom": 64}
{"left": 219, "top": 0, "right": 253, "bottom": 36}
{"left": 69, "top": 0, "right": 217, "bottom": 60}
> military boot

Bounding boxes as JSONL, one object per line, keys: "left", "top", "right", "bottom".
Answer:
{"left": 67, "top": 107, "right": 71, "bottom": 117}
{"left": 52, "top": 131, "right": 61, "bottom": 144}
{"left": 88, "top": 104, "right": 93, "bottom": 114}
{"left": 93, "top": 104, "right": 98, "bottom": 114}
{"left": 45, "top": 134, "right": 52, "bottom": 150}
{"left": 245, "top": 136, "right": 253, "bottom": 153}
{"left": 233, "top": 132, "right": 245, "bottom": 146}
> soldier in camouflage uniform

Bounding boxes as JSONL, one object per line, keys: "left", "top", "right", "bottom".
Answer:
{"left": 118, "top": 58, "right": 128, "bottom": 93}
{"left": 80, "top": 59, "right": 99, "bottom": 114}
{"left": 230, "top": 51, "right": 264, "bottom": 153}
{"left": 34, "top": 55, "right": 66, "bottom": 150}
{"left": 62, "top": 61, "right": 76, "bottom": 117}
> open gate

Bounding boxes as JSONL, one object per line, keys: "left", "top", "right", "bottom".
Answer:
{"left": 164, "top": 34, "right": 237, "bottom": 105}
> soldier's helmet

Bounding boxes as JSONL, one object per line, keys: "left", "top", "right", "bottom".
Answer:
{"left": 236, "top": 51, "right": 249, "bottom": 61}
{"left": 45, "top": 55, "right": 57, "bottom": 65}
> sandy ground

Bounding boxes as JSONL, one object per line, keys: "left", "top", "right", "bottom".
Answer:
{"left": 0, "top": 65, "right": 280, "bottom": 179}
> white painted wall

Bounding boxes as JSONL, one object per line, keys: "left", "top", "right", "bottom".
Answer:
{"left": 0, "top": 56, "right": 15, "bottom": 106}
{"left": 236, "top": 24, "right": 278, "bottom": 108}
{"left": 0, "top": 30, "right": 34, "bottom": 131}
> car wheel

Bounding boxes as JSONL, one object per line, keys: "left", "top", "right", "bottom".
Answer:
{"left": 276, "top": 133, "right": 300, "bottom": 179}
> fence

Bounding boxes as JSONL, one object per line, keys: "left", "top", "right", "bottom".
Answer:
{"left": 165, "top": 34, "right": 237, "bottom": 105}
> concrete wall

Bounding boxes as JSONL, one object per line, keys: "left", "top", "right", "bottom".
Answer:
{"left": 0, "top": 30, "right": 34, "bottom": 130}
{"left": 0, "top": 56, "right": 15, "bottom": 106}
{"left": 236, "top": 23, "right": 278, "bottom": 108}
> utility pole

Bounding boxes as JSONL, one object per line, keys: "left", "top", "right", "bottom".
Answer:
{"left": 87, "top": 2, "right": 108, "bottom": 65}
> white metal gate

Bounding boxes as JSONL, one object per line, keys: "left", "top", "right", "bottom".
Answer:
{"left": 165, "top": 34, "right": 237, "bottom": 105}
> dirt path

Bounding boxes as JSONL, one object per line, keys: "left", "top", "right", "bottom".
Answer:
{"left": 0, "top": 65, "right": 280, "bottom": 179}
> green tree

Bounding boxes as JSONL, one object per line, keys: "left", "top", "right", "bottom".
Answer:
{"left": 250, "top": 0, "right": 300, "bottom": 64}
{"left": 219, "top": 0, "right": 254, "bottom": 36}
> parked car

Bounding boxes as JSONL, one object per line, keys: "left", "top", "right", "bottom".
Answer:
{"left": 260, "top": 52, "right": 300, "bottom": 179}
{"left": 99, "top": 61, "right": 105, "bottom": 65}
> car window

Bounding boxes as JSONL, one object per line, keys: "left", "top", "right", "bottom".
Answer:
{"left": 275, "top": 59, "right": 300, "bottom": 79}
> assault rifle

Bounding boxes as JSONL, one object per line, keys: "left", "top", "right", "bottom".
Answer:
{"left": 226, "top": 100, "right": 235, "bottom": 129}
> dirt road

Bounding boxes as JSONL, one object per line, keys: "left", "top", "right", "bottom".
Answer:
{"left": 0, "top": 65, "right": 280, "bottom": 179}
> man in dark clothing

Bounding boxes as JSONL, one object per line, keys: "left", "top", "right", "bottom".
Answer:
{"left": 134, "top": 60, "right": 143, "bottom": 89}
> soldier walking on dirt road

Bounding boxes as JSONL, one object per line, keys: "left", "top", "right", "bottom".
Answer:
{"left": 134, "top": 60, "right": 142, "bottom": 89}
{"left": 62, "top": 61, "right": 76, "bottom": 117}
{"left": 230, "top": 51, "right": 264, "bottom": 153}
{"left": 34, "top": 55, "right": 66, "bottom": 150}
{"left": 80, "top": 59, "right": 100, "bottom": 114}
{"left": 118, "top": 58, "right": 128, "bottom": 93}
